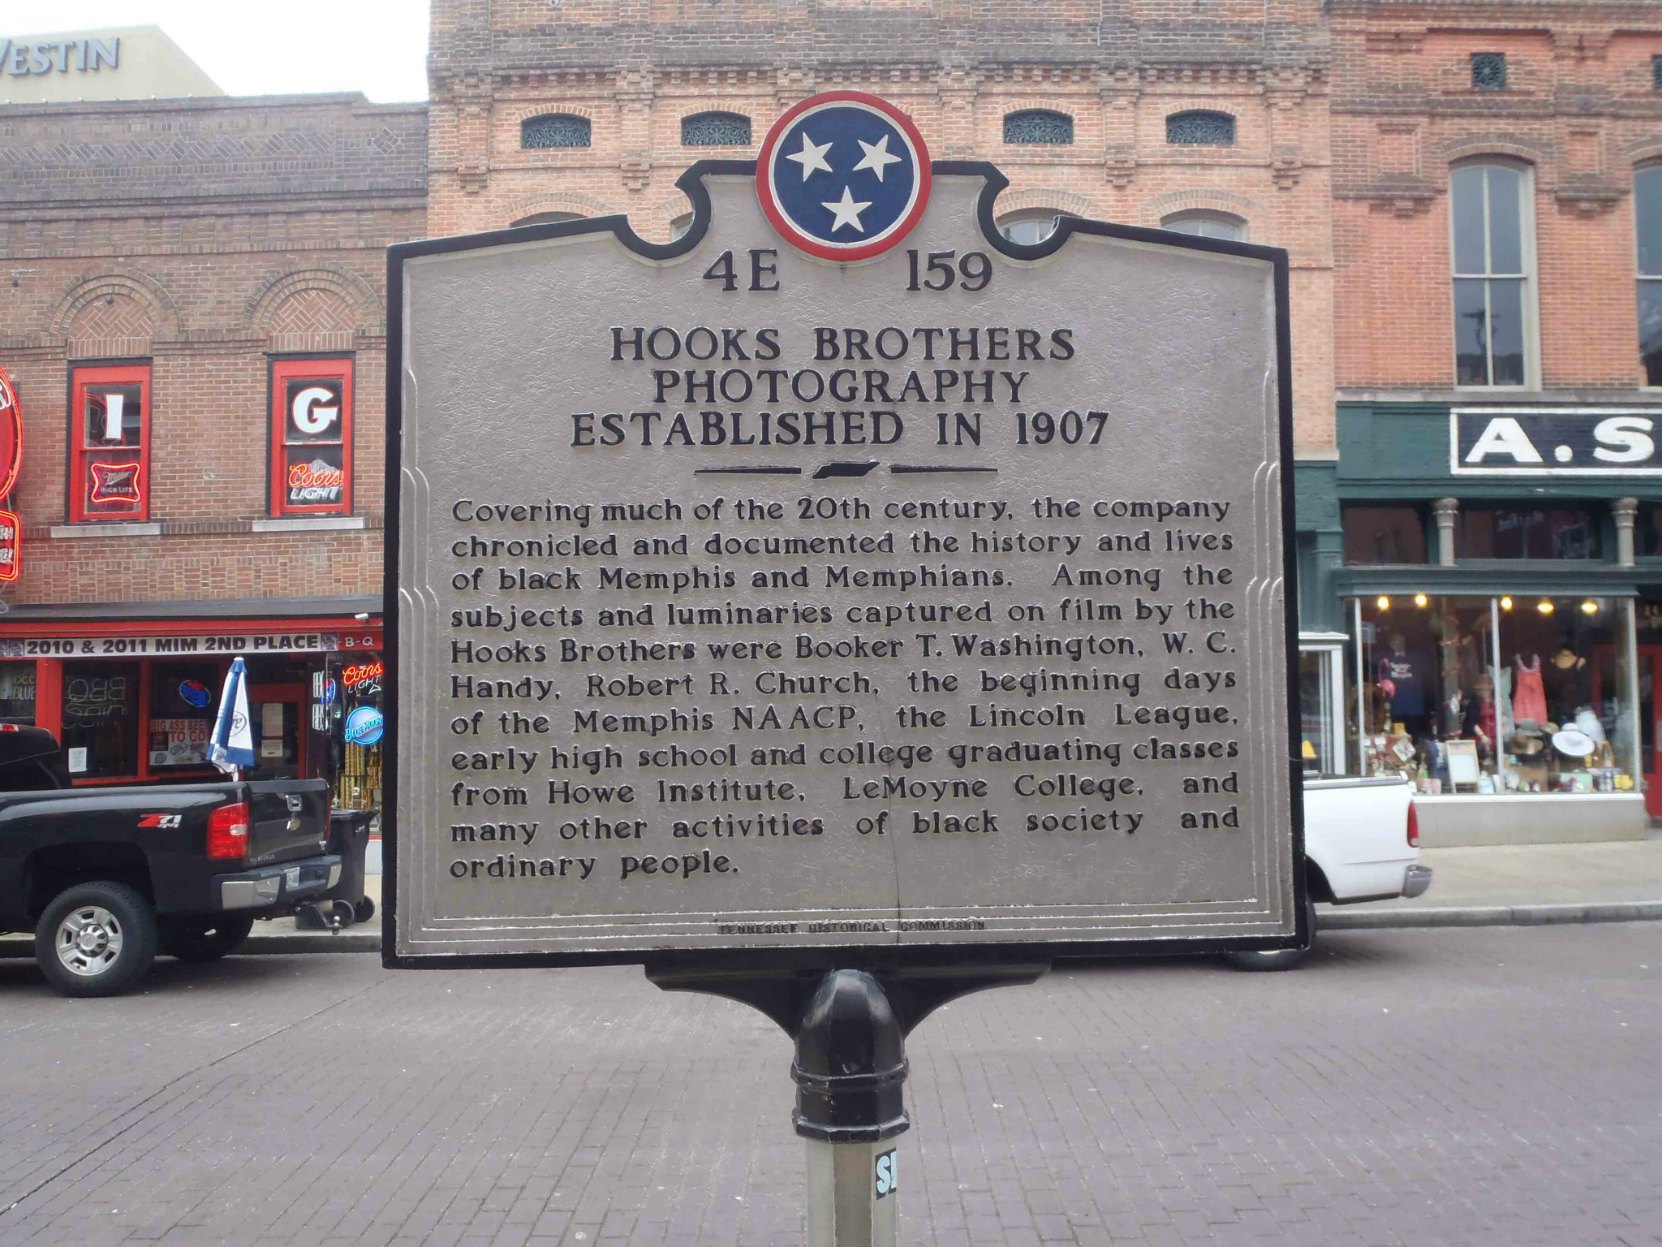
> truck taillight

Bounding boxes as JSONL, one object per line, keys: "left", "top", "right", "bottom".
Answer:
{"left": 1406, "top": 800, "right": 1420, "bottom": 848}
{"left": 208, "top": 801, "right": 250, "bottom": 860}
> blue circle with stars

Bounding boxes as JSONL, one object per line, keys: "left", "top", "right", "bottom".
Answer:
{"left": 757, "top": 92, "right": 931, "bottom": 260}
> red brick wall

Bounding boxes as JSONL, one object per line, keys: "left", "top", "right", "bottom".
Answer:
{"left": 1330, "top": 5, "right": 1662, "bottom": 392}
{"left": 0, "top": 93, "right": 426, "bottom": 607}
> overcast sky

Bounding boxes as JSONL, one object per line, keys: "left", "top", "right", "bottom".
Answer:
{"left": 12, "top": 0, "right": 430, "bottom": 102}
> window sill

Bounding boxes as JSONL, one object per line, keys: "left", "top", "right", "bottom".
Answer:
{"left": 251, "top": 516, "right": 366, "bottom": 533}
{"left": 49, "top": 522, "right": 161, "bottom": 539}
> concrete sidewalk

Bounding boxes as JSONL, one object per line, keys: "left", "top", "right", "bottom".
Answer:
{"left": 246, "top": 831, "right": 1662, "bottom": 950}
{"left": 6, "top": 835, "right": 1662, "bottom": 957}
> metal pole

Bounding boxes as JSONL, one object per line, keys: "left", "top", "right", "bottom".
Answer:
{"left": 1491, "top": 595, "right": 1506, "bottom": 792}
{"left": 793, "top": 970, "right": 908, "bottom": 1247}
{"left": 1353, "top": 597, "right": 1366, "bottom": 773}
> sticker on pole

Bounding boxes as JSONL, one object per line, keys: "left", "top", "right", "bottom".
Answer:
{"left": 384, "top": 92, "right": 1302, "bottom": 968}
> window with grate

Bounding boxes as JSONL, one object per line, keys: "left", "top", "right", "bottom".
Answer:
{"left": 1471, "top": 53, "right": 1508, "bottom": 91}
{"left": 681, "top": 111, "right": 751, "bottom": 147}
{"left": 1165, "top": 111, "right": 1235, "bottom": 146}
{"left": 521, "top": 114, "right": 591, "bottom": 150}
{"left": 1451, "top": 160, "right": 1535, "bottom": 387}
{"left": 1002, "top": 110, "right": 1074, "bottom": 146}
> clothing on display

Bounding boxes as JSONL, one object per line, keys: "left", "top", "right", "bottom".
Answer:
{"left": 1543, "top": 649, "right": 1592, "bottom": 718}
{"left": 1376, "top": 643, "right": 1429, "bottom": 717}
{"left": 1512, "top": 653, "right": 1549, "bottom": 726}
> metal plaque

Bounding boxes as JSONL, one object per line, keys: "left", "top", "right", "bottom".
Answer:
{"left": 386, "top": 93, "right": 1301, "bottom": 967}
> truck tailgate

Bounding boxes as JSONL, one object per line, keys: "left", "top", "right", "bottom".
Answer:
{"left": 245, "top": 780, "right": 331, "bottom": 866}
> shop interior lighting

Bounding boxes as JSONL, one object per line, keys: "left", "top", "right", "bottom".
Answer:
{"left": 1500, "top": 596, "right": 1513, "bottom": 611}
{"left": 1538, "top": 599, "right": 1555, "bottom": 615}
{"left": 1581, "top": 599, "right": 1600, "bottom": 615}
{"left": 1413, "top": 593, "right": 1428, "bottom": 608}
{"left": 1376, "top": 595, "right": 1390, "bottom": 611}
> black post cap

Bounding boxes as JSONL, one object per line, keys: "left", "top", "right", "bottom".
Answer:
{"left": 791, "top": 968, "right": 910, "bottom": 1143}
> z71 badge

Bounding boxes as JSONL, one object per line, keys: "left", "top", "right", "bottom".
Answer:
{"left": 137, "top": 813, "right": 183, "bottom": 830}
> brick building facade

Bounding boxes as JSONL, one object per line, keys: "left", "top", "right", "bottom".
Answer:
{"left": 3, "top": 1, "right": 1661, "bottom": 837}
{"left": 0, "top": 92, "right": 422, "bottom": 797}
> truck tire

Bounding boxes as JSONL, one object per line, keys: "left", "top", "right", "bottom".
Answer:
{"left": 160, "top": 915, "right": 255, "bottom": 963}
{"left": 1223, "top": 894, "right": 1317, "bottom": 972}
{"left": 34, "top": 881, "right": 159, "bottom": 998}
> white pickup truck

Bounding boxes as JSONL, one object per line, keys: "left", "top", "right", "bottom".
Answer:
{"left": 1227, "top": 774, "right": 1431, "bottom": 970}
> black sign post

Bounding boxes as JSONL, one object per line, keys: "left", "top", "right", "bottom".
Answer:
{"left": 385, "top": 91, "right": 1301, "bottom": 1243}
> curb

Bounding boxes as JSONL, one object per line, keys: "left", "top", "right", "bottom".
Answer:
{"left": 1322, "top": 900, "right": 1662, "bottom": 929}
{"left": 5, "top": 904, "right": 1661, "bottom": 961}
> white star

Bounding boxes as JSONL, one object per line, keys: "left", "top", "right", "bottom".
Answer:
{"left": 784, "top": 131, "right": 834, "bottom": 180}
{"left": 852, "top": 134, "right": 902, "bottom": 182}
{"left": 821, "top": 186, "right": 872, "bottom": 234}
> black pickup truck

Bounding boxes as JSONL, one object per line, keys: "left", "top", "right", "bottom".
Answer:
{"left": 0, "top": 726, "right": 337, "bottom": 996}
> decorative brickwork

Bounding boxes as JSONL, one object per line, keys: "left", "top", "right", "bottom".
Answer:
{"left": 0, "top": 94, "right": 422, "bottom": 606}
{"left": 1330, "top": 1, "right": 1662, "bottom": 393}
{"left": 425, "top": 0, "right": 1337, "bottom": 447}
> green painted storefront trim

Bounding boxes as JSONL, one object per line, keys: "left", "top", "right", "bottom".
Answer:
{"left": 1335, "top": 400, "right": 1662, "bottom": 501}
{"left": 1334, "top": 564, "right": 1640, "bottom": 599}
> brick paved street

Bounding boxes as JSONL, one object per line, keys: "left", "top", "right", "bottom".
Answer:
{"left": 2, "top": 925, "right": 1660, "bottom": 1247}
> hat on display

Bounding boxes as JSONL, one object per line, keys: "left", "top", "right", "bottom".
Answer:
{"left": 1574, "top": 709, "right": 1607, "bottom": 745}
{"left": 1514, "top": 718, "right": 1543, "bottom": 735}
{"left": 1551, "top": 727, "right": 1597, "bottom": 758}
{"left": 1509, "top": 733, "right": 1545, "bottom": 756}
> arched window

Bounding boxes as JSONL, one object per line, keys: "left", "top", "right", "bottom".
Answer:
{"left": 997, "top": 210, "right": 1074, "bottom": 245}
{"left": 1161, "top": 211, "right": 1247, "bottom": 242}
{"left": 1451, "top": 159, "right": 1536, "bottom": 387}
{"left": 681, "top": 111, "right": 751, "bottom": 147}
{"left": 1003, "top": 110, "right": 1074, "bottom": 146}
{"left": 1166, "top": 111, "right": 1236, "bottom": 146}
{"left": 521, "top": 114, "right": 591, "bottom": 150}
{"left": 1637, "top": 163, "right": 1662, "bottom": 386}
{"left": 511, "top": 211, "right": 585, "bottom": 228}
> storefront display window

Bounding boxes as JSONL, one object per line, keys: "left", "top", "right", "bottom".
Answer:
{"left": 70, "top": 363, "right": 150, "bottom": 522}
{"left": 61, "top": 661, "right": 140, "bottom": 778}
{"left": 1343, "top": 505, "right": 1427, "bottom": 564}
{"left": 331, "top": 653, "right": 385, "bottom": 811}
{"left": 0, "top": 663, "right": 36, "bottom": 724}
{"left": 1457, "top": 504, "right": 1602, "bottom": 559}
{"left": 1350, "top": 594, "right": 1637, "bottom": 796}
{"left": 146, "top": 662, "right": 221, "bottom": 770}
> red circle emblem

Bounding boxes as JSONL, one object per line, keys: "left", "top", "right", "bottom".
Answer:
{"left": 756, "top": 91, "right": 932, "bottom": 262}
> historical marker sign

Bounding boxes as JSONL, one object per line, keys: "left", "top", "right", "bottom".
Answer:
{"left": 385, "top": 92, "right": 1302, "bottom": 967}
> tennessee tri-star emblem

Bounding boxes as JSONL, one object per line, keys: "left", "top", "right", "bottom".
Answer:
{"left": 756, "top": 90, "right": 931, "bottom": 261}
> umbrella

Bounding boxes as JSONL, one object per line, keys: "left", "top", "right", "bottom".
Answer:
{"left": 209, "top": 656, "right": 255, "bottom": 778}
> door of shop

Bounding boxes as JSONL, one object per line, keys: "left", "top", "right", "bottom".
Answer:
{"left": 1640, "top": 648, "right": 1662, "bottom": 818}
{"left": 246, "top": 682, "right": 308, "bottom": 779}
{"left": 1593, "top": 645, "right": 1658, "bottom": 815}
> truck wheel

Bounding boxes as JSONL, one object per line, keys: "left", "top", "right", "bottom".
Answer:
{"left": 160, "top": 915, "right": 255, "bottom": 963}
{"left": 1224, "top": 895, "right": 1317, "bottom": 973}
{"left": 34, "top": 881, "right": 159, "bottom": 998}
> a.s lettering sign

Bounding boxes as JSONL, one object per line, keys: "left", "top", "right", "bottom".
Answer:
{"left": 1453, "top": 408, "right": 1662, "bottom": 475}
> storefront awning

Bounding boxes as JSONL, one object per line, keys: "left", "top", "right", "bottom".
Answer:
{"left": 1334, "top": 565, "right": 1640, "bottom": 599}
